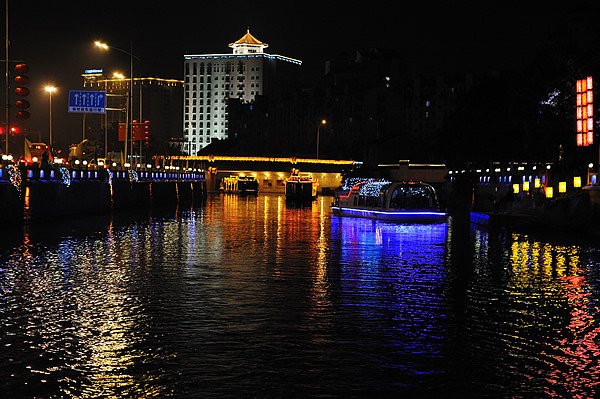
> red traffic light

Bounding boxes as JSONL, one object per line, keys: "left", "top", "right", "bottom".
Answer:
{"left": 14, "top": 63, "right": 29, "bottom": 74}
{"left": 143, "top": 121, "right": 150, "bottom": 145}
{"left": 14, "top": 63, "right": 30, "bottom": 119}
{"left": 3, "top": 126, "right": 20, "bottom": 134}
{"left": 15, "top": 99, "right": 30, "bottom": 109}
{"left": 15, "top": 87, "right": 30, "bottom": 96}
{"left": 0, "top": 126, "right": 17, "bottom": 134}
{"left": 15, "top": 110, "right": 30, "bottom": 120}
{"left": 14, "top": 75, "right": 30, "bottom": 85}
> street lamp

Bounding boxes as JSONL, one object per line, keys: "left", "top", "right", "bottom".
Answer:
{"left": 94, "top": 40, "right": 139, "bottom": 166}
{"left": 44, "top": 85, "right": 57, "bottom": 150}
{"left": 317, "top": 118, "right": 327, "bottom": 159}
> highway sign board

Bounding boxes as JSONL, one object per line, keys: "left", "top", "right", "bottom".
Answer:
{"left": 68, "top": 90, "right": 106, "bottom": 114}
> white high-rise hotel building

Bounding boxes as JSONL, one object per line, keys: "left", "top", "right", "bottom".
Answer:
{"left": 183, "top": 30, "right": 302, "bottom": 154}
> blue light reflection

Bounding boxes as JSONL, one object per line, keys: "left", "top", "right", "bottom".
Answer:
{"left": 329, "top": 217, "right": 449, "bottom": 377}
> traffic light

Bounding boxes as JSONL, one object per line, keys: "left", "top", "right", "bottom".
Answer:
{"left": 14, "top": 63, "right": 30, "bottom": 120}
{"left": 143, "top": 120, "right": 150, "bottom": 146}
{"left": 0, "top": 126, "right": 20, "bottom": 135}
{"left": 131, "top": 120, "right": 150, "bottom": 145}
{"left": 118, "top": 123, "right": 126, "bottom": 141}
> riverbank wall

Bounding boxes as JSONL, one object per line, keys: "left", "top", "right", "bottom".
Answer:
{"left": 0, "top": 165, "right": 206, "bottom": 225}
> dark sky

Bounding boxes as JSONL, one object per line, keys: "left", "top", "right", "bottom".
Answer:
{"left": 3, "top": 0, "right": 596, "bottom": 147}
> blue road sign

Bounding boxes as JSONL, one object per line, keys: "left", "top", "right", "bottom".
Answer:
{"left": 68, "top": 90, "right": 106, "bottom": 114}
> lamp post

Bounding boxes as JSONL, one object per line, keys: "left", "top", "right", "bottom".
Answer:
{"left": 316, "top": 118, "right": 326, "bottom": 159}
{"left": 4, "top": 0, "right": 9, "bottom": 155}
{"left": 94, "top": 40, "right": 139, "bottom": 166}
{"left": 44, "top": 85, "right": 57, "bottom": 150}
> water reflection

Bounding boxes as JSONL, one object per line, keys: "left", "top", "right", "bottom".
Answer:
{"left": 459, "top": 225, "right": 600, "bottom": 398}
{"left": 0, "top": 196, "right": 599, "bottom": 397}
{"left": 329, "top": 217, "right": 449, "bottom": 393}
{"left": 0, "top": 212, "right": 175, "bottom": 398}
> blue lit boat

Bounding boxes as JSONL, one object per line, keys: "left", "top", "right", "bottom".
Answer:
{"left": 331, "top": 181, "right": 447, "bottom": 223}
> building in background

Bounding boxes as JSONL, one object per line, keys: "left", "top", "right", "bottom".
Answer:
{"left": 183, "top": 30, "right": 302, "bottom": 155}
{"left": 320, "top": 49, "right": 474, "bottom": 163}
{"left": 82, "top": 70, "right": 183, "bottom": 157}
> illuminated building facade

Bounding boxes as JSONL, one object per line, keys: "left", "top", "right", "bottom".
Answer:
{"left": 183, "top": 30, "right": 302, "bottom": 155}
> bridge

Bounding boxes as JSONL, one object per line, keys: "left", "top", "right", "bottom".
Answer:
{"left": 156, "top": 155, "right": 360, "bottom": 194}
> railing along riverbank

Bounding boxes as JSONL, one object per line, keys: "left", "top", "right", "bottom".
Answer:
{"left": 0, "top": 163, "right": 206, "bottom": 225}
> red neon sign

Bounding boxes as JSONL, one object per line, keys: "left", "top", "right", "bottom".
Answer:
{"left": 576, "top": 76, "right": 594, "bottom": 146}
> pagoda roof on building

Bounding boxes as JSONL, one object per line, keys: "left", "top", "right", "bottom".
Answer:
{"left": 229, "top": 29, "right": 268, "bottom": 48}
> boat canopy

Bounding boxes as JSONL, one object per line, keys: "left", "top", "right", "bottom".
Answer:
{"left": 351, "top": 181, "right": 440, "bottom": 210}
{"left": 342, "top": 177, "right": 391, "bottom": 191}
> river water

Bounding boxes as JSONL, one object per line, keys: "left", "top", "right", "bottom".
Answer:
{"left": 0, "top": 194, "right": 599, "bottom": 398}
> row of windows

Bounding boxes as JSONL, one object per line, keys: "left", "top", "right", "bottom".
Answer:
{"left": 184, "top": 62, "right": 261, "bottom": 75}
{"left": 185, "top": 83, "right": 260, "bottom": 90}
{"left": 184, "top": 106, "right": 228, "bottom": 113}
{"left": 184, "top": 113, "right": 228, "bottom": 121}
{"left": 185, "top": 99, "right": 211, "bottom": 106}
{"left": 186, "top": 75, "right": 261, "bottom": 83}
{"left": 184, "top": 128, "right": 228, "bottom": 136}
{"left": 186, "top": 90, "right": 260, "bottom": 99}
{"left": 184, "top": 121, "right": 228, "bottom": 127}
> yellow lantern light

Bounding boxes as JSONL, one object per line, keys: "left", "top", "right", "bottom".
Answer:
{"left": 559, "top": 181, "right": 567, "bottom": 193}
{"left": 573, "top": 176, "right": 582, "bottom": 188}
{"left": 546, "top": 187, "right": 554, "bottom": 198}
{"left": 512, "top": 184, "right": 520, "bottom": 194}
{"left": 534, "top": 178, "right": 541, "bottom": 188}
{"left": 523, "top": 181, "right": 530, "bottom": 192}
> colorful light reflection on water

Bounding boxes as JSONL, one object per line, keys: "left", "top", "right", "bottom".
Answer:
{"left": 0, "top": 195, "right": 598, "bottom": 397}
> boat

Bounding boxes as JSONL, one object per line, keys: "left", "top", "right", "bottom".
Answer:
{"left": 284, "top": 174, "right": 318, "bottom": 201}
{"left": 332, "top": 180, "right": 447, "bottom": 223}
{"left": 220, "top": 175, "right": 259, "bottom": 195}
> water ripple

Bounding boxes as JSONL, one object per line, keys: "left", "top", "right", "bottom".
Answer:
{"left": 0, "top": 198, "right": 599, "bottom": 397}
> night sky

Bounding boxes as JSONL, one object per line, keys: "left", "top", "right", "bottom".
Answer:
{"left": 3, "top": 0, "right": 597, "bottom": 148}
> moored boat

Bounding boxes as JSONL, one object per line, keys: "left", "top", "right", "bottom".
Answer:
{"left": 220, "top": 175, "right": 259, "bottom": 195}
{"left": 332, "top": 180, "right": 447, "bottom": 223}
{"left": 284, "top": 174, "right": 318, "bottom": 201}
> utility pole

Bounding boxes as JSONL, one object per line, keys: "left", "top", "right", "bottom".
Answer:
{"left": 4, "top": 0, "right": 10, "bottom": 154}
